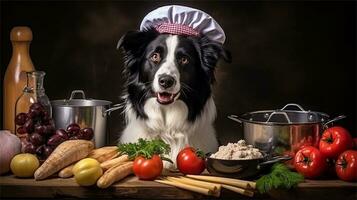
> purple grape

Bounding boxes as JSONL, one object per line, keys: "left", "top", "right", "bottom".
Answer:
{"left": 69, "top": 136, "right": 79, "bottom": 140}
{"left": 29, "top": 133, "right": 44, "bottom": 146}
{"left": 23, "top": 119, "right": 34, "bottom": 133}
{"left": 47, "top": 135, "right": 65, "bottom": 146}
{"left": 55, "top": 129, "right": 69, "bottom": 140}
{"left": 80, "top": 128, "right": 94, "bottom": 140}
{"left": 36, "top": 145, "right": 44, "bottom": 155}
{"left": 29, "top": 102, "right": 44, "bottom": 112}
{"left": 43, "top": 145, "right": 53, "bottom": 158}
{"left": 28, "top": 108, "right": 41, "bottom": 119}
{"left": 15, "top": 113, "right": 27, "bottom": 126}
{"left": 17, "top": 126, "right": 27, "bottom": 134}
{"left": 34, "top": 124, "right": 46, "bottom": 135}
{"left": 23, "top": 143, "right": 37, "bottom": 154}
{"left": 44, "top": 124, "right": 55, "bottom": 135}
{"left": 66, "top": 123, "right": 81, "bottom": 136}
{"left": 41, "top": 111, "right": 50, "bottom": 123}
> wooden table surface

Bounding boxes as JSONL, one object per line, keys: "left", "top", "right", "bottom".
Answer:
{"left": 1, "top": 174, "right": 356, "bottom": 199}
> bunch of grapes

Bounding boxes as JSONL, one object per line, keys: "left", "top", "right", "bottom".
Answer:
{"left": 15, "top": 102, "right": 94, "bottom": 160}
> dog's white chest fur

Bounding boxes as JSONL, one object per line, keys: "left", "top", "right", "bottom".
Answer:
{"left": 120, "top": 97, "right": 219, "bottom": 168}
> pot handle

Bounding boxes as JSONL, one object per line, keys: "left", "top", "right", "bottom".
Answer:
{"left": 103, "top": 104, "right": 123, "bottom": 116}
{"left": 227, "top": 115, "right": 242, "bottom": 123}
{"left": 280, "top": 103, "right": 305, "bottom": 111}
{"left": 323, "top": 115, "right": 346, "bottom": 129}
{"left": 69, "top": 90, "right": 86, "bottom": 100}
{"left": 258, "top": 155, "right": 292, "bottom": 169}
{"left": 266, "top": 112, "right": 292, "bottom": 123}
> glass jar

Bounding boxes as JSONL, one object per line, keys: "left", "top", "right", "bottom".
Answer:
{"left": 14, "top": 71, "right": 51, "bottom": 137}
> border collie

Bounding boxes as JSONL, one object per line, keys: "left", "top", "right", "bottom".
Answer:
{"left": 118, "top": 28, "right": 231, "bottom": 168}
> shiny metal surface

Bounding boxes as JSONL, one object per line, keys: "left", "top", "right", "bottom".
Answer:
{"left": 51, "top": 90, "right": 120, "bottom": 148}
{"left": 206, "top": 152, "right": 291, "bottom": 178}
{"left": 228, "top": 103, "right": 344, "bottom": 156}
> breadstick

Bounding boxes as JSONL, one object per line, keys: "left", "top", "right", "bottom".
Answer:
{"left": 186, "top": 175, "right": 256, "bottom": 189}
{"left": 100, "top": 155, "right": 129, "bottom": 171}
{"left": 155, "top": 179, "right": 213, "bottom": 196}
{"left": 167, "top": 176, "right": 221, "bottom": 193}
{"left": 222, "top": 184, "right": 254, "bottom": 197}
{"left": 88, "top": 146, "right": 119, "bottom": 163}
{"left": 97, "top": 161, "right": 133, "bottom": 188}
{"left": 58, "top": 164, "right": 74, "bottom": 178}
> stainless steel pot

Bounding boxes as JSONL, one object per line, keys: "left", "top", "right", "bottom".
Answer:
{"left": 228, "top": 103, "right": 345, "bottom": 156}
{"left": 51, "top": 90, "right": 121, "bottom": 148}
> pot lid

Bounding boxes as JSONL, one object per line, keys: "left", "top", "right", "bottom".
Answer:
{"left": 238, "top": 110, "right": 330, "bottom": 125}
{"left": 232, "top": 103, "right": 331, "bottom": 125}
{"left": 51, "top": 90, "right": 112, "bottom": 107}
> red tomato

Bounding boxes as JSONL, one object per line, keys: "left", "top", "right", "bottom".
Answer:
{"left": 176, "top": 147, "right": 205, "bottom": 175}
{"left": 294, "top": 146, "right": 327, "bottom": 179}
{"left": 335, "top": 150, "right": 357, "bottom": 182}
{"left": 319, "top": 126, "right": 353, "bottom": 158}
{"left": 133, "top": 155, "right": 163, "bottom": 180}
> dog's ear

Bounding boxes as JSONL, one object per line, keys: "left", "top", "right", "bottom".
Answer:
{"left": 196, "top": 37, "right": 231, "bottom": 82}
{"left": 117, "top": 29, "right": 159, "bottom": 73}
{"left": 199, "top": 37, "right": 232, "bottom": 68}
{"left": 117, "top": 29, "right": 158, "bottom": 55}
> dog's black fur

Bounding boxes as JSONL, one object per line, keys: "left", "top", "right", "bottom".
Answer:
{"left": 118, "top": 28, "right": 231, "bottom": 122}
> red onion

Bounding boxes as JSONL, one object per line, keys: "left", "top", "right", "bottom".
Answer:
{"left": 0, "top": 130, "right": 21, "bottom": 174}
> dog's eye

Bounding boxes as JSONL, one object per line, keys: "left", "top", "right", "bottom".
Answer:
{"left": 150, "top": 52, "right": 161, "bottom": 64}
{"left": 179, "top": 57, "right": 189, "bottom": 65}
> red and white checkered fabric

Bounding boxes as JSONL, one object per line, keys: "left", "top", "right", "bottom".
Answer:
{"left": 140, "top": 5, "right": 226, "bottom": 44}
{"left": 155, "top": 23, "right": 200, "bottom": 36}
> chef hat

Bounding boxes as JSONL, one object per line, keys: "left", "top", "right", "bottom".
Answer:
{"left": 140, "top": 5, "right": 226, "bottom": 44}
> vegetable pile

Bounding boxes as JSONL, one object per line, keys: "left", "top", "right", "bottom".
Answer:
{"left": 118, "top": 138, "right": 171, "bottom": 180}
{"left": 293, "top": 126, "right": 357, "bottom": 182}
{"left": 17, "top": 102, "right": 94, "bottom": 160}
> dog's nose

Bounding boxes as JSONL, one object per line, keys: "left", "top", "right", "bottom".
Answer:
{"left": 159, "top": 75, "right": 175, "bottom": 89}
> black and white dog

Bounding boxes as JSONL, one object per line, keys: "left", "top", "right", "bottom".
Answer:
{"left": 118, "top": 28, "right": 231, "bottom": 167}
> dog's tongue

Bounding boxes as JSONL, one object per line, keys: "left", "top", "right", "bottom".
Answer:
{"left": 157, "top": 92, "right": 174, "bottom": 104}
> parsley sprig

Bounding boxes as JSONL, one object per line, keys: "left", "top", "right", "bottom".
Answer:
{"left": 256, "top": 163, "right": 304, "bottom": 193}
{"left": 118, "top": 138, "right": 172, "bottom": 162}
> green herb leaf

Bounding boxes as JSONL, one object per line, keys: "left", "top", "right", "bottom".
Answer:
{"left": 118, "top": 138, "right": 172, "bottom": 162}
{"left": 195, "top": 149, "right": 206, "bottom": 159}
{"left": 256, "top": 163, "right": 304, "bottom": 193}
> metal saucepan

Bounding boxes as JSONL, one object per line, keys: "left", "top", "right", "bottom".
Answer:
{"left": 206, "top": 152, "right": 291, "bottom": 179}
{"left": 51, "top": 90, "right": 121, "bottom": 148}
{"left": 228, "top": 103, "right": 346, "bottom": 156}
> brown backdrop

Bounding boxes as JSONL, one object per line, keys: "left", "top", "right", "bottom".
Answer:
{"left": 1, "top": 1, "right": 356, "bottom": 145}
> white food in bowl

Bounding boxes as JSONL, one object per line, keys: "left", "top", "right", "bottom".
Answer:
{"left": 210, "top": 140, "right": 263, "bottom": 160}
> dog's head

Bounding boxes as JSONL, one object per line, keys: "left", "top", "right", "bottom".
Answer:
{"left": 118, "top": 28, "right": 231, "bottom": 119}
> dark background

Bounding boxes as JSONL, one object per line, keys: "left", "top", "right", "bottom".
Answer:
{"left": 1, "top": 1, "right": 356, "bottom": 145}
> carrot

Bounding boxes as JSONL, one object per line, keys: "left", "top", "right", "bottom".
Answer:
{"left": 97, "top": 161, "right": 133, "bottom": 188}
{"left": 34, "top": 140, "right": 94, "bottom": 180}
{"left": 58, "top": 164, "right": 74, "bottom": 178}
{"left": 100, "top": 155, "right": 129, "bottom": 171}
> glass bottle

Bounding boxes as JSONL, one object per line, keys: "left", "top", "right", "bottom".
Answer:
{"left": 14, "top": 71, "right": 51, "bottom": 136}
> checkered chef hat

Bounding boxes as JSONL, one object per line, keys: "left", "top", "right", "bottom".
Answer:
{"left": 140, "top": 5, "right": 226, "bottom": 44}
